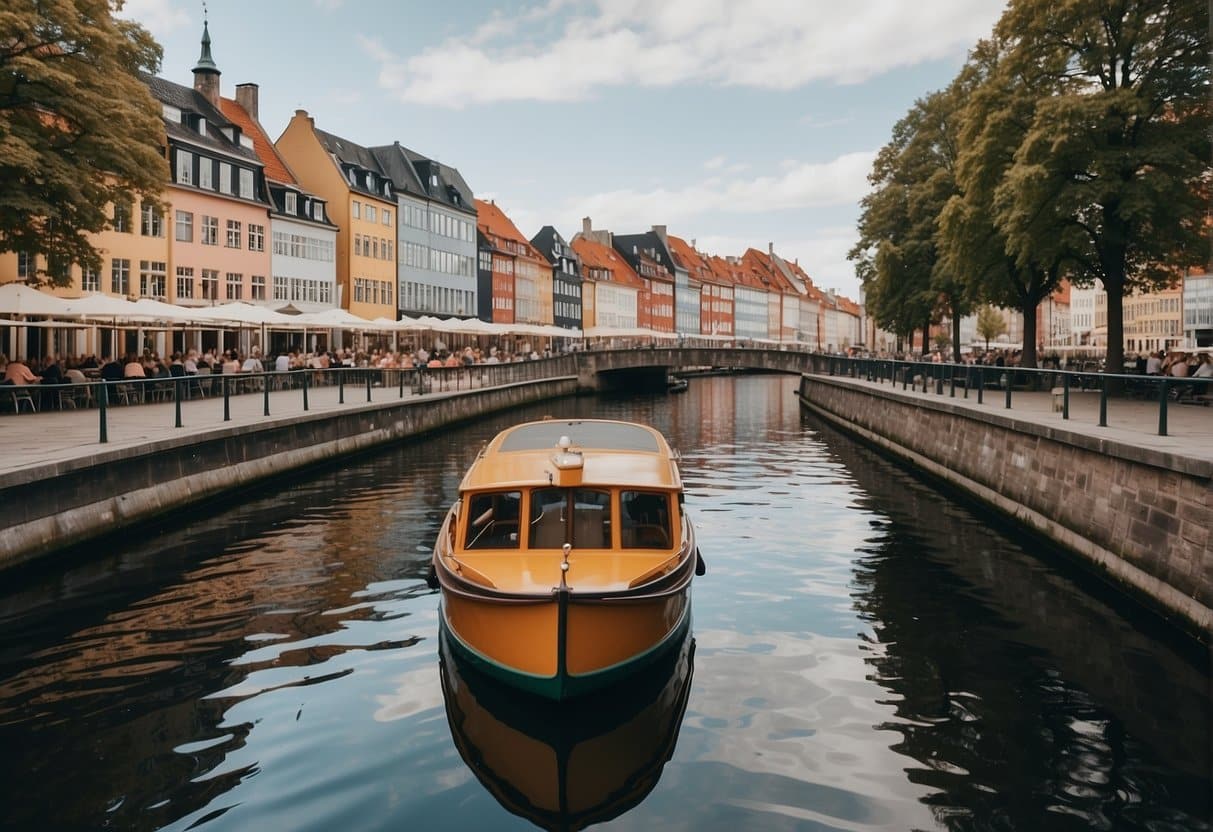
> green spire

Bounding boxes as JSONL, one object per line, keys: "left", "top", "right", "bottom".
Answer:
{"left": 193, "top": 20, "right": 219, "bottom": 74}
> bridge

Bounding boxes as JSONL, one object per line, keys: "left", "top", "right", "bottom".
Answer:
{"left": 573, "top": 346, "right": 813, "bottom": 391}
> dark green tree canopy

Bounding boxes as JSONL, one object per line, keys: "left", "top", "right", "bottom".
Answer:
{"left": 0, "top": 0, "right": 167, "bottom": 285}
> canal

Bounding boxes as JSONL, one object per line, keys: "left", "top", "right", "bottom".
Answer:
{"left": 0, "top": 375, "right": 1207, "bottom": 831}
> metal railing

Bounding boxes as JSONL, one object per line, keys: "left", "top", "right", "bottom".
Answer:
{"left": 0, "top": 355, "right": 578, "bottom": 443}
{"left": 817, "top": 356, "right": 1212, "bottom": 437}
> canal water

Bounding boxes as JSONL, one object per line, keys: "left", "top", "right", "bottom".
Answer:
{"left": 0, "top": 375, "right": 1208, "bottom": 831}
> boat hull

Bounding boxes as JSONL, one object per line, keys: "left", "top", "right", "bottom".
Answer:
{"left": 439, "top": 585, "right": 692, "bottom": 701}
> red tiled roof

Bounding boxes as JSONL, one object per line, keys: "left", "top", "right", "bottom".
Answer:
{"left": 219, "top": 98, "right": 296, "bottom": 185}
{"left": 474, "top": 199, "right": 546, "bottom": 263}
{"left": 571, "top": 236, "right": 645, "bottom": 289}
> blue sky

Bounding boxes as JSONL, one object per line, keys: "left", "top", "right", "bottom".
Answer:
{"left": 122, "top": 0, "right": 1008, "bottom": 300}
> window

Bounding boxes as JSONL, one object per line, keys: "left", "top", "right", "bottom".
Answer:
{"left": 111, "top": 258, "right": 130, "bottom": 295}
{"left": 138, "top": 204, "right": 162, "bottom": 237}
{"left": 82, "top": 266, "right": 99, "bottom": 292}
{"left": 312, "top": 202, "right": 324, "bottom": 222}
{"left": 226, "top": 220, "right": 241, "bottom": 248}
{"left": 175, "top": 210, "right": 193, "bottom": 242}
{"left": 352, "top": 200, "right": 361, "bottom": 219}
{"left": 383, "top": 208, "right": 391, "bottom": 225}
{"left": 199, "top": 158, "right": 213, "bottom": 190}
{"left": 112, "top": 200, "right": 132, "bottom": 232}
{"left": 284, "top": 192, "right": 297, "bottom": 215}
{"left": 239, "top": 168, "right": 254, "bottom": 199}
{"left": 248, "top": 223, "right": 264, "bottom": 252}
{"left": 251, "top": 275, "right": 266, "bottom": 300}
{"left": 219, "top": 162, "right": 232, "bottom": 194}
{"left": 620, "top": 491, "right": 672, "bottom": 549}
{"left": 354, "top": 234, "right": 362, "bottom": 257}
{"left": 372, "top": 238, "right": 379, "bottom": 259}
{"left": 202, "top": 215, "right": 218, "bottom": 245}
{"left": 176, "top": 266, "right": 194, "bottom": 299}
{"left": 17, "top": 251, "right": 34, "bottom": 279}
{"left": 366, "top": 205, "right": 377, "bottom": 223}
{"left": 225, "top": 272, "right": 243, "bottom": 300}
{"left": 139, "top": 260, "right": 167, "bottom": 298}
{"left": 464, "top": 491, "right": 521, "bottom": 549}
{"left": 176, "top": 150, "right": 192, "bottom": 185}
{"left": 201, "top": 269, "right": 219, "bottom": 300}
{"left": 273, "top": 275, "right": 288, "bottom": 301}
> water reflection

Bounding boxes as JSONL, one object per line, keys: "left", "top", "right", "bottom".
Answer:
{"left": 440, "top": 628, "right": 695, "bottom": 831}
{"left": 803, "top": 410, "right": 1212, "bottom": 830}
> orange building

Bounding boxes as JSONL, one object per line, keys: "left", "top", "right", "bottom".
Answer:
{"left": 275, "top": 112, "right": 397, "bottom": 320}
{"left": 474, "top": 199, "right": 551, "bottom": 325}
{"left": 571, "top": 233, "right": 645, "bottom": 331}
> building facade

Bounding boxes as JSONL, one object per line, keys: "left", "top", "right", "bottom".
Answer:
{"left": 531, "top": 226, "right": 584, "bottom": 332}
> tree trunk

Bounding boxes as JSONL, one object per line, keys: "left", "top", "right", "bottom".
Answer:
{"left": 921, "top": 319, "right": 930, "bottom": 355}
{"left": 1020, "top": 299, "right": 1038, "bottom": 369}
{"left": 952, "top": 314, "right": 962, "bottom": 364}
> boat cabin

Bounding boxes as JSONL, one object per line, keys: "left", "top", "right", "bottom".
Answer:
{"left": 463, "top": 487, "right": 674, "bottom": 551}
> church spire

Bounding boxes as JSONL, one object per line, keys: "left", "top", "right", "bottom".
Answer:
{"left": 192, "top": 8, "right": 222, "bottom": 108}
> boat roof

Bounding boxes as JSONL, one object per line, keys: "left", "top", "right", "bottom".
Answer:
{"left": 460, "top": 419, "right": 682, "bottom": 492}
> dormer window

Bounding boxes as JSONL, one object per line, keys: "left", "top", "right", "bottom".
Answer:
{"left": 284, "top": 192, "right": 297, "bottom": 215}
{"left": 430, "top": 174, "right": 438, "bottom": 187}
{"left": 383, "top": 182, "right": 390, "bottom": 197}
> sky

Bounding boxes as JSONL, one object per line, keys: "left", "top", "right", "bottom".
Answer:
{"left": 120, "top": 0, "right": 1009, "bottom": 301}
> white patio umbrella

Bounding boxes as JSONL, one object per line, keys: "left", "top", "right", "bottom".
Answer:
{"left": 0, "top": 283, "right": 75, "bottom": 317}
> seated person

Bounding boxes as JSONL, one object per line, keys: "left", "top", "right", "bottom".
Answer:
{"left": 4, "top": 358, "right": 39, "bottom": 385}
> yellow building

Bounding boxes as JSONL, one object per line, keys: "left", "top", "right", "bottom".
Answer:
{"left": 275, "top": 111, "right": 397, "bottom": 320}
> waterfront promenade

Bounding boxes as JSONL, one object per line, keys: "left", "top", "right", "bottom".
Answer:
{"left": 2, "top": 369, "right": 1209, "bottom": 477}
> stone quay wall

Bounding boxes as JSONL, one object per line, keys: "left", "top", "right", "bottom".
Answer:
{"left": 1, "top": 377, "right": 578, "bottom": 571}
{"left": 799, "top": 375, "right": 1211, "bottom": 640}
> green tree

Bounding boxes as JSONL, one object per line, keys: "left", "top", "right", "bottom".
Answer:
{"left": 938, "top": 38, "right": 1069, "bottom": 369}
{"left": 0, "top": 0, "right": 167, "bottom": 286}
{"left": 851, "top": 89, "right": 974, "bottom": 361}
{"left": 992, "top": 0, "right": 1209, "bottom": 375}
{"left": 975, "top": 304, "right": 1007, "bottom": 350}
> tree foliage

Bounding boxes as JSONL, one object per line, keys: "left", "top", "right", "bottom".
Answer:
{"left": 992, "top": 0, "right": 1209, "bottom": 373}
{"left": 850, "top": 88, "right": 974, "bottom": 359}
{"left": 975, "top": 305, "right": 1008, "bottom": 349}
{"left": 0, "top": 0, "right": 167, "bottom": 285}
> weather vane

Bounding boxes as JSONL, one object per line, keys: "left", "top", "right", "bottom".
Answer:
{"left": 202, "top": 1, "right": 208, "bottom": 23}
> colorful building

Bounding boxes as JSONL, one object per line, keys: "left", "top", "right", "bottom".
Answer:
{"left": 275, "top": 112, "right": 397, "bottom": 320}
{"left": 612, "top": 230, "right": 676, "bottom": 333}
{"left": 571, "top": 223, "right": 643, "bottom": 331}
{"left": 219, "top": 84, "right": 337, "bottom": 316}
{"left": 531, "top": 226, "right": 584, "bottom": 332}
{"left": 371, "top": 143, "right": 478, "bottom": 319}
{"left": 474, "top": 199, "right": 550, "bottom": 325}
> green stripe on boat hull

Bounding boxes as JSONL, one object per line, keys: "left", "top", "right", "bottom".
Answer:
{"left": 440, "top": 602, "right": 692, "bottom": 701}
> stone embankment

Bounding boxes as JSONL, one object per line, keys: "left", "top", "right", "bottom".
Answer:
{"left": 2, "top": 376, "right": 578, "bottom": 571}
{"left": 799, "top": 374, "right": 1211, "bottom": 640}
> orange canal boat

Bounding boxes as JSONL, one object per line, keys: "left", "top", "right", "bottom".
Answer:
{"left": 430, "top": 419, "right": 703, "bottom": 700}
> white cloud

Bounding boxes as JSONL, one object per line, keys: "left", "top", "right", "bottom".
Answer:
{"left": 116, "top": 0, "right": 190, "bottom": 36}
{"left": 563, "top": 150, "right": 875, "bottom": 229}
{"left": 367, "top": 0, "right": 1006, "bottom": 107}
{"left": 703, "top": 155, "right": 726, "bottom": 170}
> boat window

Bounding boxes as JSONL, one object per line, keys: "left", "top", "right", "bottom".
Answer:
{"left": 528, "top": 488, "right": 566, "bottom": 549}
{"left": 464, "top": 491, "right": 521, "bottom": 550}
{"left": 621, "top": 491, "right": 671, "bottom": 549}
{"left": 572, "top": 489, "right": 612, "bottom": 548}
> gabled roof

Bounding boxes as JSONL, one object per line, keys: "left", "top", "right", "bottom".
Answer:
{"left": 572, "top": 236, "right": 645, "bottom": 289}
{"left": 143, "top": 73, "right": 260, "bottom": 164}
{"left": 219, "top": 97, "right": 296, "bottom": 184}
{"left": 613, "top": 231, "right": 676, "bottom": 277}
{"left": 313, "top": 128, "right": 394, "bottom": 201}
{"left": 475, "top": 199, "right": 546, "bottom": 263}
{"left": 668, "top": 235, "right": 715, "bottom": 286}
{"left": 370, "top": 143, "right": 477, "bottom": 215}
{"left": 530, "top": 226, "right": 581, "bottom": 273}
{"left": 743, "top": 249, "right": 799, "bottom": 295}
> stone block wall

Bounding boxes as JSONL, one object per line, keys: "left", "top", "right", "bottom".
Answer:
{"left": 799, "top": 376, "right": 1212, "bottom": 639}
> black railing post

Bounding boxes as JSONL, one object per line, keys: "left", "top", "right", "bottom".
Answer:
{"left": 366, "top": 371, "right": 372, "bottom": 402}
{"left": 263, "top": 374, "right": 270, "bottom": 416}
{"left": 338, "top": 370, "right": 344, "bottom": 404}
{"left": 1004, "top": 371, "right": 1012, "bottom": 409}
{"left": 1158, "top": 378, "right": 1168, "bottom": 437}
{"left": 223, "top": 376, "right": 231, "bottom": 422}
{"left": 978, "top": 367, "right": 984, "bottom": 404}
{"left": 399, "top": 368, "right": 404, "bottom": 398}
{"left": 1062, "top": 373, "right": 1070, "bottom": 420}
{"left": 98, "top": 382, "right": 108, "bottom": 444}
{"left": 1099, "top": 377, "right": 1108, "bottom": 427}
{"left": 302, "top": 372, "right": 309, "bottom": 411}
{"left": 902, "top": 363, "right": 908, "bottom": 390}
{"left": 174, "top": 378, "right": 183, "bottom": 428}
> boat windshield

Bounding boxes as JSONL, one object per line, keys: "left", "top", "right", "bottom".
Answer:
{"left": 465, "top": 491, "right": 521, "bottom": 549}
{"left": 620, "top": 490, "right": 672, "bottom": 549}
{"left": 527, "top": 488, "right": 613, "bottom": 549}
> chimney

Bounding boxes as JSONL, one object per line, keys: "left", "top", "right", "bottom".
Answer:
{"left": 582, "top": 217, "right": 592, "bottom": 236}
{"left": 192, "top": 20, "right": 222, "bottom": 110}
{"left": 691, "top": 238, "right": 696, "bottom": 250}
{"left": 235, "top": 83, "right": 259, "bottom": 120}
{"left": 651, "top": 224, "right": 667, "bottom": 244}
{"left": 768, "top": 241, "right": 774, "bottom": 255}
